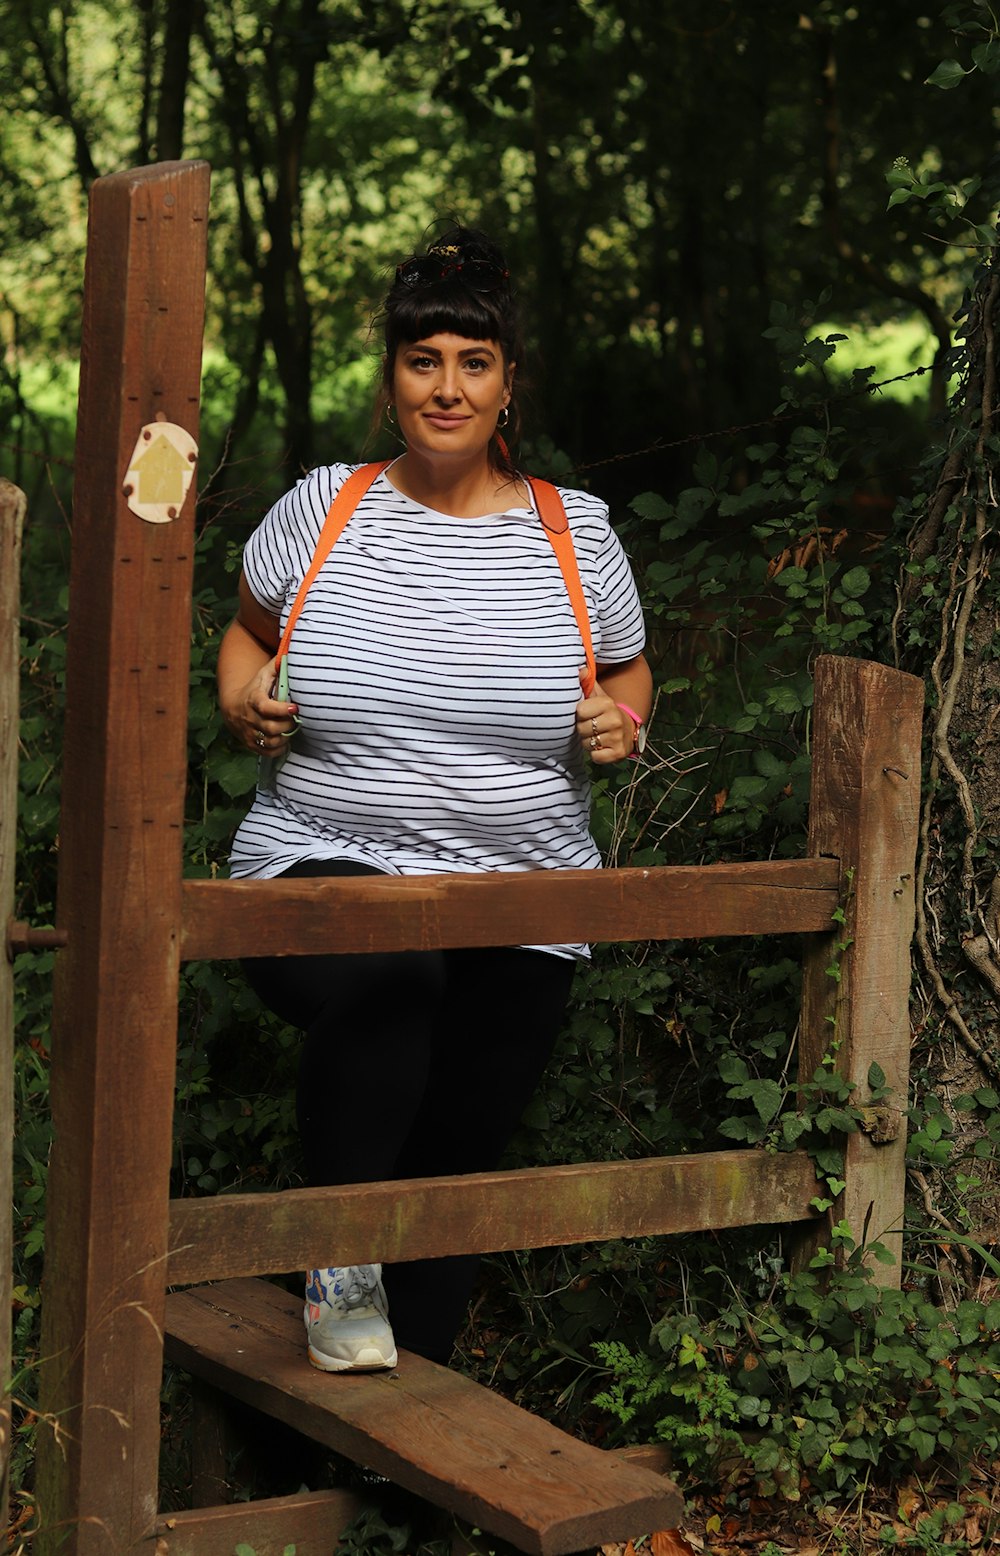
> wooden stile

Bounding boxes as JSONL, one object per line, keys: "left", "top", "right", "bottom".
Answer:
{"left": 1, "top": 479, "right": 26, "bottom": 1527}
{"left": 34, "top": 162, "right": 210, "bottom": 1556}
{"left": 25, "top": 156, "right": 923, "bottom": 1556}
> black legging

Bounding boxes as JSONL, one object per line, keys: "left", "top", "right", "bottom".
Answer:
{"left": 243, "top": 858, "right": 576, "bottom": 1362}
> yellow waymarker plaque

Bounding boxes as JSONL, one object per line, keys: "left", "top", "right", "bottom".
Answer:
{"left": 123, "top": 414, "right": 198, "bottom": 523}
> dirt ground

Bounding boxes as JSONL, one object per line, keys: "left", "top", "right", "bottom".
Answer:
{"left": 597, "top": 1465, "right": 1000, "bottom": 1555}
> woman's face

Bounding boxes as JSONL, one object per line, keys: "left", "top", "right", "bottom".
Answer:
{"left": 390, "top": 332, "right": 512, "bottom": 465}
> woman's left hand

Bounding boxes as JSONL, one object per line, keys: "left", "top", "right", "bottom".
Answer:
{"left": 575, "top": 670, "right": 635, "bottom": 764}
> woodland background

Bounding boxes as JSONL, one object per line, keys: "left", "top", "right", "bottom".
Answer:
{"left": 7, "top": 2, "right": 1000, "bottom": 1550}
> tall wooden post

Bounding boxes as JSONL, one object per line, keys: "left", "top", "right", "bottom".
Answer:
{"left": 1, "top": 479, "right": 26, "bottom": 1525}
{"left": 34, "top": 162, "right": 209, "bottom": 1554}
{"left": 798, "top": 655, "right": 924, "bottom": 1279}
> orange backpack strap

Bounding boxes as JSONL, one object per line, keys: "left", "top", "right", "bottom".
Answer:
{"left": 527, "top": 477, "right": 597, "bottom": 696}
{"left": 274, "top": 461, "right": 390, "bottom": 668}
{"left": 273, "top": 461, "right": 596, "bottom": 699}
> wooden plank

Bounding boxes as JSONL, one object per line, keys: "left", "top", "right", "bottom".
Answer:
{"left": 189, "top": 1380, "right": 233, "bottom": 1508}
{"left": 164, "top": 1279, "right": 683, "bottom": 1556}
{"left": 167, "top": 1150, "right": 820, "bottom": 1285}
{"left": 152, "top": 1488, "right": 364, "bottom": 1555}
{"left": 798, "top": 656, "right": 924, "bottom": 1280}
{"left": 180, "top": 857, "right": 841, "bottom": 960}
{"left": 0, "top": 479, "right": 25, "bottom": 1525}
{"left": 34, "top": 161, "right": 210, "bottom": 1556}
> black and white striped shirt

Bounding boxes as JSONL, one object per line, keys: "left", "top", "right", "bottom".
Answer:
{"left": 231, "top": 463, "right": 646, "bottom": 958}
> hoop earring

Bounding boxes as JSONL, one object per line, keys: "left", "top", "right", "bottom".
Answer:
{"left": 385, "top": 403, "right": 397, "bottom": 428}
{"left": 497, "top": 406, "right": 510, "bottom": 429}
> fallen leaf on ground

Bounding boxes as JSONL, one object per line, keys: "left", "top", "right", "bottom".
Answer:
{"left": 651, "top": 1531, "right": 698, "bottom": 1556}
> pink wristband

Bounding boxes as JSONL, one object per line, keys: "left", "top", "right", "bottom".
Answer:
{"left": 615, "top": 701, "right": 647, "bottom": 759}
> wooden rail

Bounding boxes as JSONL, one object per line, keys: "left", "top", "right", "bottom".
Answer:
{"left": 167, "top": 1150, "right": 823, "bottom": 1285}
{"left": 180, "top": 857, "right": 841, "bottom": 959}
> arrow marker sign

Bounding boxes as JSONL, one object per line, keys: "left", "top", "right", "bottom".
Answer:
{"left": 123, "top": 415, "right": 198, "bottom": 523}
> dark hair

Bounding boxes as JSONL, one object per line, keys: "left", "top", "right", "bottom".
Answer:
{"left": 373, "top": 224, "right": 523, "bottom": 479}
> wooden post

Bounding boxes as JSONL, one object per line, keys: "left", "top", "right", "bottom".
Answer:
{"left": 34, "top": 162, "right": 209, "bottom": 1555}
{"left": 1, "top": 479, "right": 26, "bottom": 1526}
{"left": 797, "top": 655, "right": 924, "bottom": 1280}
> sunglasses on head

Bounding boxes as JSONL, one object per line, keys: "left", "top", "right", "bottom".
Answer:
{"left": 395, "top": 254, "right": 510, "bottom": 293}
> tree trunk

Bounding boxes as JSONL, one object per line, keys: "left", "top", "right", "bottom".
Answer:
{"left": 896, "top": 249, "right": 1000, "bottom": 1277}
{"left": 157, "top": 0, "right": 198, "bottom": 160}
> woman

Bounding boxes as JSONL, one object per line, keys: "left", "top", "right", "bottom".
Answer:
{"left": 217, "top": 224, "right": 652, "bottom": 1373}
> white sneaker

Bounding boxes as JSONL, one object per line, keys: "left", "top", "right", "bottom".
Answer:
{"left": 304, "top": 1265, "right": 398, "bottom": 1372}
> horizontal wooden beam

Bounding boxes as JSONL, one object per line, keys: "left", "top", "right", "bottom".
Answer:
{"left": 152, "top": 1488, "right": 364, "bottom": 1555}
{"left": 180, "top": 858, "right": 841, "bottom": 960}
{"left": 167, "top": 1149, "right": 821, "bottom": 1286}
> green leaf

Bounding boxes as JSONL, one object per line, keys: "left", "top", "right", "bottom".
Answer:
{"left": 868, "top": 1062, "right": 886, "bottom": 1091}
{"left": 718, "top": 1116, "right": 754, "bottom": 1140}
{"left": 520, "top": 1096, "right": 549, "bottom": 1129}
{"left": 839, "top": 566, "right": 871, "bottom": 600}
{"left": 926, "top": 58, "right": 969, "bottom": 88}
{"left": 910, "top": 1428, "right": 937, "bottom": 1460}
{"left": 718, "top": 1055, "right": 749, "bottom": 1084}
{"left": 784, "top": 1354, "right": 813, "bottom": 1390}
{"left": 782, "top": 1114, "right": 809, "bottom": 1147}
{"left": 749, "top": 1078, "right": 783, "bottom": 1124}
{"left": 630, "top": 490, "right": 674, "bottom": 522}
{"left": 763, "top": 689, "right": 801, "bottom": 719}
{"left": 212, "top": 753, "right": 259, "bottom": 798}
{"left": 971, "top": 39, "right": 1000, "bottom": 73}
{"left": 753, "top": 748, "right": 787, "bottom": 780}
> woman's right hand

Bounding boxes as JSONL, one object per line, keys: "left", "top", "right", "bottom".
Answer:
{"left": 223, "top": 655, "right": 299, "bottom": 755}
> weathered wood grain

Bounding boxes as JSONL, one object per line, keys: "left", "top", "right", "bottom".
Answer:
{"left": 152, "top": 1487, "right": 365, "bottom": 1554}
{"left": 797, "top": 655, "right": 924, "bottom": 1280}
{"left": 164, "top": 1279, "right": 683, "bottom": 1556}
{"left": 167, "top": 1150, "right": 821, "bottom": 1285}
{"left": 34, "top": 162, "right": 210, "bottom": 1556}
{"left": 0, "top": 479, "right": 25, "bottom": 1525}
{"left": 180, "top": 857, "right": 841, "bottom": 959}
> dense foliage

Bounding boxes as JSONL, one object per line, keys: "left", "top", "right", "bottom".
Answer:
{"left": 7, "top": 1, "right": 1000, "bottom": 1545}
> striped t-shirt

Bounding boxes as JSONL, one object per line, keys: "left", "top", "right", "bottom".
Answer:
{"left": 230, "top": 463, "right": 646, "bottom": 959}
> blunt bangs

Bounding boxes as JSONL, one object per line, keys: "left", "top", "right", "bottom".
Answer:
{"left": 385, "top": 279, "right": 513, "bottom": 361}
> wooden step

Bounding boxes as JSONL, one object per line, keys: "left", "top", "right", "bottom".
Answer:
{"left": 164, "top": 1278, "right": 682, "bottom": 1556}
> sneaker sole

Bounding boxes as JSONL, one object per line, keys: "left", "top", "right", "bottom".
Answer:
{"left": 307, "top": 1342, "right": 398, "bottom": 1373}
